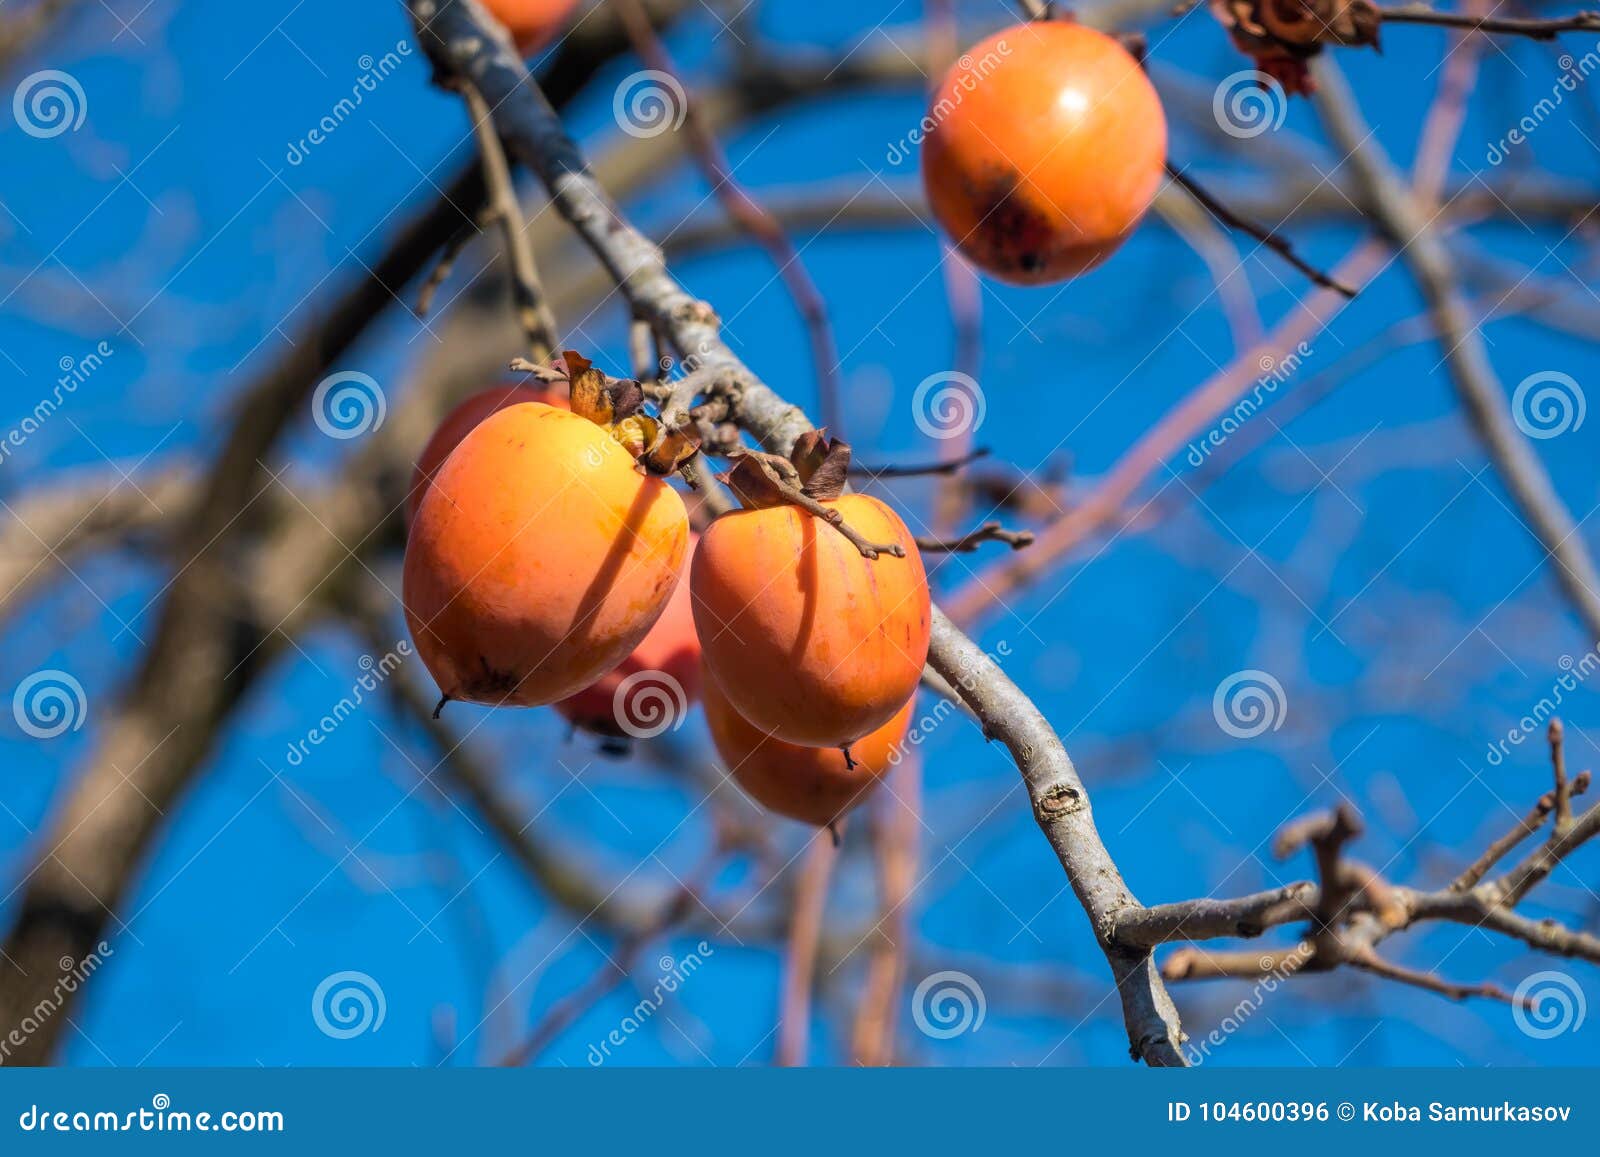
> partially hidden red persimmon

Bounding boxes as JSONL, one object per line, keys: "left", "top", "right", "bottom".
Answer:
{"left": 406, "top": 383, "right": 568, "bottom": 527}
{"left": 404, "top": 402, "right": 689, "bottom": 708}
{"left": 704, "top": 677, "right": 914, "bottom": 827}
{"left": 920, "top": 23, "right": 1167, "bottom": 285}
{"left": 555, "top": 534, "right": 702, "bottom": 740}
{"left": 691, "top": 494, "right": 930, "bottom": 748}
{"left": 482, "top": 0, "right": 582, "bottom": 55}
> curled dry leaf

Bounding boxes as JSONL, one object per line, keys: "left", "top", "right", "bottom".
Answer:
{"left": 719, "top": 451, "right": 800, "bottom": 509}
{"left": 789, "top": 429, "right": 832, "bottom": 488}
{"left": 798, "top": 437, "right": 851, "bottom": 501}
{"left": 1210, "top": 0, "right": 1381, "bottom": 95}
{"left": 558, "top": 349, "right": 701, "bottom": 476}
{"left": 640, "top": 421, "right": 701, "bottom": 477}
{"left": 563, "top": 350, "right": 645, "bottom": 426}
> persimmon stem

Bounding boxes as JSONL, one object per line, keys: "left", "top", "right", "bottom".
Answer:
{"left": 720, "top": 451, "right": 908, "bottom": 560}
{"left": 798, "top": 494, "right": 906, "bottom": 560}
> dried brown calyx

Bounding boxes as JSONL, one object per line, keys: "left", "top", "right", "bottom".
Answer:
{"left": 721, "top": 430, "right": 852, "bottom": 509}
{"left": 718, "top": 433, "right": 905, "bottom": 559}
{"left": 1210, "top": 0, "right": 1381, "bottom": 95}
{"left": 553, "top": 350, "right": 701, "bottom": 476}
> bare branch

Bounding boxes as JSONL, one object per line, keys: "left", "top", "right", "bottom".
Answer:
{"left": 1113, "top": 882, "right": 1318, "bottom": 949}
{"left": 1313, "top": 59, "right": 1600, "bottom": 648}
{"left": 1451, "top": 770, "right": 1591, "bottom": 892}
{"left": 914, "top": 522, "right": 1036, "bottom": 555}
{"left": 1379, "top": 4, "right": 1600, "bottom": 39}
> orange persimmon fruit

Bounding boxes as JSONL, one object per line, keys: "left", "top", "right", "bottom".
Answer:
{"left": 691, "top": 443, "right": 929, "bottom": 749}
{"left": 403, "top": 363, "right": 689, "bottom": 709}
{"left": 704, "top": 677, "right": 913, "bottom": 827}
{"left": 406, "top": 383, "right": 567, "bottom": 527}
{"left": 482, "top": 0, "right": 582, "bottom": 55}
{"left": 555, "top": 534, "right": 702, "bottom": 743}
{"left": 920, "top": 22, "right": 1167, "bottom": 285}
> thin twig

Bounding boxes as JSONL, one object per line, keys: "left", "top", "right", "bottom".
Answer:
{"left": 1550, "top": 718, "right": 1574, "bottom": 835}
{"left": 915, "top": 522, "right": 1035, "bottom": 554}
{"left": 1448, "top": 763, "right": 1590, "bottom": 891}
{"left": 1165, "top": 163, "right": 1357, "bottom": 297}
{"left": 851, "top": 447, "right": 991, "bottom": 479}
{"left": 1349, "top": 946, "right": 1519, "bottom": 1006}
{"left": 456, "top": 77, "right": 559, "bottom": 360}
{"left": 499, "top": 848, "right": 726, "bottom": 1066}
{"left": 1379, "top": 4, "right": 1600, "bottom": 40}
{"left": 415, "top": 218, "right": 479, "bottom": 318}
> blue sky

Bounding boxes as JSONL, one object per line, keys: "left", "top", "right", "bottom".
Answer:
{"left": 2, "top": 0, "right": 1598, "bottom": 1066}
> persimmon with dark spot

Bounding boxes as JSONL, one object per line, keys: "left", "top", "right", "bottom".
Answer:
{"left": 703, "top": 677, "right": 914, "bottom": 827}
{"left": 406, "top": 383, "right": 567, "bottom": 528}
{"left": 920, "top": 22, "right": 1167, "bottom": 285}
{"left": 403, "top": 400, "right": 689, "bottom": 709}
{"left": 691, "top": 493, "right": 929, "bottom": 748}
